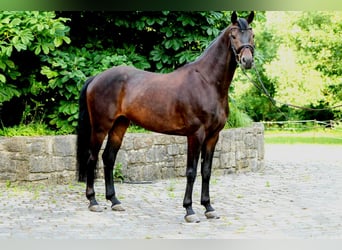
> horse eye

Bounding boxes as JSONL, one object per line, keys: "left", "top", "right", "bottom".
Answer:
{"left": 231, "top": 35, "right": 236, "bottom": 39}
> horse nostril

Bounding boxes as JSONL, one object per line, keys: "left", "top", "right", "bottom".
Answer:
{"left": 240, "top": 56, "right": 253, "bottom": 69}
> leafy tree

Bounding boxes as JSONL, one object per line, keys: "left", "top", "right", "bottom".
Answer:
{"left": 293, "top": 11, "right": 342, "bottom": 120}
{"left": 0, "top": 11, "right": 70, "bottom": 126}
{"left": 268, "top": 11, "right": 341, "bottom": 120}
{"left": 56, "top": 11, "right": 234, "bottom": 72}
{"left": 0, "top": 11, "right": 70, "bottom": 101}
{"left": 233, "top": 11, "right": 342, "bottom": 121}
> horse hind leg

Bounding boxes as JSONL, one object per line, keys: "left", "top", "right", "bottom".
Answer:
{"left": 102, "top": 116, "right": 130, "bottom": 211}
{"left": 183, "top": 133, "right": 204, "bottom": 223}
{"left": 87, "top": 130, "right": 107, "bottom": 212}
{"left": 201, "top": 133, "right": 220, "bottom": 220}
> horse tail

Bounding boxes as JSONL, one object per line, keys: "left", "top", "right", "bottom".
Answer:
{"left": 76, "top": 76, "right": 95, "bottom": 182}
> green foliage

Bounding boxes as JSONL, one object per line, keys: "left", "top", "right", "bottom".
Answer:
{"left": 60, "top": 11, "right": 234, "bottom": 73}
{"left": 145, "top": 11, "right": 230, "bottom": 72}
{"left": 114, "top": 163, "right": 124, "bottom": 182}
{"left": 292, "top": 12, "right": 342, "bottom": 77}
{"left": 40, "top": 45, "right": 150, "bottom": 133}
{"left": 225, "top": 102, "right": 253, "bottom": 128}
{"left": 0, "top": 11, "right": 70, "bottom": 103}
{"left": 0, "top": 83, "right": 20, "bottom": 104}
{"left": 0, "top": 122, "right": 57, "bottom": 136}
{"left": 127, "top": 124, "right": 149, "bottom": 133}
{"left": 233, "top": 11, "right": 341, "bottom": 122}
{"left": 6, "top": 180, "right": 12, "bottom": 188}
{"left": 271, "top": 12, "right": 342, "bottom": 120}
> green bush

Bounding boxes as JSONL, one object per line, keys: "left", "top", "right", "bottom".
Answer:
{"left": 0, "top": 11, "right": 70, "bottom": 103}
{"left": 225, "top": 102, "right": 253, "bottom": 128}
{"left": 40, "top": 46, "right": 150, "bottom": 133}
{"left": 0, "top": 122, "right": 56, "bottom": 136}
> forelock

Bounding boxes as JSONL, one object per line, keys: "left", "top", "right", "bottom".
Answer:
{"left": 237, "top": 18, "right": 248, "bottom": 30}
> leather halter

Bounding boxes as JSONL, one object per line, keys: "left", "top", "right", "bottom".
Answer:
{"left": 229, "top": 27, "right": 255, "bottom": 65}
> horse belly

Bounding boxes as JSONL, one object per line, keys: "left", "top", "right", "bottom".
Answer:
{"left": 125, "top": 102, "right": 190, "bottom": 135}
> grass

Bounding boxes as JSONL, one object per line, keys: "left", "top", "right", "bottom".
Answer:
{"left": 0, "top": 122, "right": 68, "bottom": 136}
{"left": 166, "top": 180, "right": 176, "bottom": 199}
{"left": 265, "top": 129, "right": 342, "bottom": 145}
{"left": 0, "top": 122, "right": 150, "bottom": 136}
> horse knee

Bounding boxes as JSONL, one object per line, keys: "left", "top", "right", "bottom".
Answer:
{"left": 201, "top": 168, "right": 212, "bottom": 181}
{"left": 186, "top": 168, "right": 197, "bottom": 182}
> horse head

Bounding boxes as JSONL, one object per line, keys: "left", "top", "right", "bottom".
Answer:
{"left": 229, "top": 11, "right": 255, "bottom": 69}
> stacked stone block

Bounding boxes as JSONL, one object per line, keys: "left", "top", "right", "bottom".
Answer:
{"left": 0, "top": 123, "right": 264, "bottom": 184}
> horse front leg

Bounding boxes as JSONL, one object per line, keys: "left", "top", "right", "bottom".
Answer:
{"left": 183, "top": 134, "right": 203, "bottom": 223}
{"left": 201, "top": 133, "right": 220, "bottom": 220}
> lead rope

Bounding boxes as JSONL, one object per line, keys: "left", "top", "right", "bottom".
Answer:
{"left": 240, "top": 64, "right": 342, "bottom": 117}
{"left": 240, "top": 66, "right": 289, "bottom": 119}
{"left": 229, "top": 29, "right": 342, "bottom": 117}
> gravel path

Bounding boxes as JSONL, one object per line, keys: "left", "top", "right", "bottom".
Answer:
{"left": 0, "top": 144, "right": 341, "bottom": 239}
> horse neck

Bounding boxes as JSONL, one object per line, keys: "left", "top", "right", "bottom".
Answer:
{"left": 194, "top": 28, "right": 237, "bottom": 98}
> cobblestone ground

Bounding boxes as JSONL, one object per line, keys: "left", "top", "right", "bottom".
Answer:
{"left": 0, "top": 144, "right": 341, "bottom": 239}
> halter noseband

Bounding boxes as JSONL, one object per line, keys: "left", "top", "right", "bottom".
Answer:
{"left": 229, "top": 27, "right": 255, "bottom": 65}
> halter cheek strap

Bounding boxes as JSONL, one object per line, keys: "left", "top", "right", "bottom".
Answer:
{"left": 230, "top": 38, "right": 255, "bottom": 63}
{"left": 228, "top": 28, "right": 255, "bottom": 65}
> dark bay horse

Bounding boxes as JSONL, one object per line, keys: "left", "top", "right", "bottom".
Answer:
{"left": 76, "top": 11, "right": 255, "bottom": 223}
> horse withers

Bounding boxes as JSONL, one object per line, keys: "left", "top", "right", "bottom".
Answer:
{"left": 76, "top": 11, "right": 255, "bottom": 223}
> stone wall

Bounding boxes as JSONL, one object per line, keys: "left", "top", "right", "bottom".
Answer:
{"left": 0, "top": 123, "right": 264, "bottom": 184}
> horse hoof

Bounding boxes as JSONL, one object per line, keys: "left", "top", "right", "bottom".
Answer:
{"left": 88, "top": 205, "right": 103, "bottom": 212}
{"left": 111, "top": 204, "right": 125, "bottom": 211}
{"left": 205, "top": 210, "right": 220, "bottom": 219}
{"left": 184, "top": 214, "right": 200, "bottom": 223}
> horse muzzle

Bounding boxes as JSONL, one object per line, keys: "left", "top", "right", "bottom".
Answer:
{"left": 240, "top": 54, "right": 254, "bottom": 69}
{"left": 237, "top": 45, "right": 254, "bottom": 69}
{"left": 232, "top": 44, "right": 254, "bottom": 69}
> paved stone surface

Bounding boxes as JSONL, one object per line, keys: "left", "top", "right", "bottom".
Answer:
{"left": 0, "top": 144, "right": 341, "bottom": 239}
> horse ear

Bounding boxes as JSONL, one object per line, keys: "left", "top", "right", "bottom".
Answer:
{"left": 231, "top": 11, "right": 238, "bottom": 24}
{"left": 247, "top": 11, "right": 254, "bottom": 24}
